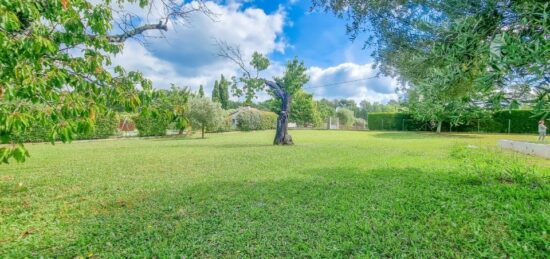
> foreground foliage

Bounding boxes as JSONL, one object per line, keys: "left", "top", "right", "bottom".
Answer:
{"left": 0, "top": 0, "right": 153, "bottom": 163}
{"left": 313, "top": 0, "right": 549, "bottom": 125}
{"left": 1, "top": 131, "right": 548, "bottom": 257}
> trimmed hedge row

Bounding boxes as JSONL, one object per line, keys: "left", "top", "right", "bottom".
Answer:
{"left": 367, "top": 110, "right": 543, "bottom": 133}
{"left": 486, "top": 110, "right": 540, "bottom": 133}
{"left": 237, "top": 110, "right": 278, "bottom": 131}
{"left": 78, "top": 114, "right": 119, "bottom": 139}
{"left": 12, "top": 113, "right": 119, "bottom": 143}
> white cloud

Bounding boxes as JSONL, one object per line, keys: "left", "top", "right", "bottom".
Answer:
{"left": 110, "top": 1, "right": 286, "bottom": 95}
{"left": 105, "top": 1, "right": 398, "bottom": 103}
{"left": 305, "top": 63, "right": 399, "bottom": 103}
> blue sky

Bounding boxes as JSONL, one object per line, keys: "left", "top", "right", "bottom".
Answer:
{"left": 110, "top": 0, "right": 398, "bottom": 103}
{"left": 240, "top": 0, "right": 373, "bottom": 67}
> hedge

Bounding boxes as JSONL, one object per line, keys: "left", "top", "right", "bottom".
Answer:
{"left": 78, "top": 113, "right": 119, "bottom": 139}
{"left": 11, "top": 123, "right": 52, "bottom": 143}
{"left": 236, "top": 110, "right": 277, "bottom": 131}
{"left": 486, "top": 110, "right": 541, "bottom": 133}
{"left": 133, "top": 113, "right": 171, "bottom": 137}
{"left": 12, "top": 113, "right": 119, "bottom": 143}
{"left": 237, "top": 110, "right": 262, "bottom": 131}
{"left": 259, "top": 111, "right": 278, "bottom": 130}
{"left": 367, "top": 113, "right": 426, "bottom": 131}
{"left": 367, "top": 110, "right": 544, "bottom": 133}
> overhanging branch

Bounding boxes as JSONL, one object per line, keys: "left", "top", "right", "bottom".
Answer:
{"left": 106, "top": 21, "right": 168, "bottom": 43}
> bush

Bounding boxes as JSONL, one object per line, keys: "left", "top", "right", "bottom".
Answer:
{"left": 237, "top": 110, "right": 262, "bottom": 131}
{"left": 212, "top": 116, "right": 232, "bottom": 133}
{"left": 77, "top": 113, "right": 119, "bottom": 140}
{"left": 488, "top": 110, "right": 541, "bottom": 133}
{"left": 134, "top": 113, "right": 171, "bottom": 137}
{"left": 12, "top": 113, "right": 119, "bottom": 142}
{"left": 368, "top": 110, "right": 540, "bottom": 133}
{"left": 354, "top": 118, "right": 366, "bottom": 129}
{"left": 236, "top": 110, "right": 278, "bottom": 131}
{"left": 336, "top": 108, "right": 355, "bottom": 127}
{"left": 11, "top": 124, "right": 52, "bottom": 143}
{"left": 367, "top": 112, "right": 417, "bottom": 131}
{"left": 259, "top": 111, "right": 278, "bottom": 130}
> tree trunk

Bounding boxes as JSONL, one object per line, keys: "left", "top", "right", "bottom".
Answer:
{"left": 201, "top": 125, "right": 205, "bottom": 139}
{"left": 436, "top": 121, "right": 442, "bottom": 134}
{"left": 179, "top": 128, "right": 185, "bottom": 135}
{"left": 273, "top": 93, "right": 293, "bottom": 145}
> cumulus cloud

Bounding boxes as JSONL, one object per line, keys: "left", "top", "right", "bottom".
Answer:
{"left": 110, "top": 1, "right": 287, "bottom": 94}
{"left": 305, "top": 63, "right": 399, "bottom": 103}
{"left": 104, "top": 1, "right": 399, "bottom": 103}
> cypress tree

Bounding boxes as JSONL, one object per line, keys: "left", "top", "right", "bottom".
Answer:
{"left": 219, "top": 75, "right": 230, "bottom": 109}
{"left": 211, "top": 80, "right": 220, "bottom": 103}
{"left": 198, "top": 85, "right": 205, "bottom": 97}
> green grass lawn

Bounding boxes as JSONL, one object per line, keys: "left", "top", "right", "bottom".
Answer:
{"left": 1, "top": 130, "right": 549, "bottom": 257}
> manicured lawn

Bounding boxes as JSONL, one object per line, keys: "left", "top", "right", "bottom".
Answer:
{"left": 1, "top": 130, "right": 549, "bottom": 257}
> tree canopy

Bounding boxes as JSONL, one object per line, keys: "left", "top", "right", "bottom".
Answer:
{"left": 312, "top": 0, "right": 549, "bottom": 125}
{"left": 186, "top": 96, "right": 225, "bottom": 139}
{"left": 0, "top": 0, "right": 212, "bottom": 163}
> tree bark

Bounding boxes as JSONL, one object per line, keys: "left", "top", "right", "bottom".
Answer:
{"left": 273, "top": 94, "right": 293, "bottom": 145}
{"left": 436, "top": 121, "right": 442, "bottom": 134}
{"left": 264, "top": 80, "right": 293, "bottom": 145}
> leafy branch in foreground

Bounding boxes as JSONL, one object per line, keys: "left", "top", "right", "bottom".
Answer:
{"left": 0, "top": 0, "right": 212, "bottom": 163}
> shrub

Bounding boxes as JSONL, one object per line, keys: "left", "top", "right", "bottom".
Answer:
{"left": 354, "top": 118, "right": 366, "bottom": 129}
{"left": 236, "top": 110, "right": 278, "bottom": 131}
{"left": 237, "top": 110, "right": 262, "bottom": 131}
{"left": 259, "top": 111, "right": 278, "bottom": 130}
{"left": 134, "top": 113, "right": 171, "bottom": 137}
{"left": 367, "top": 112, "right": 417, "bottom": 131}
{"left": 77, "top": 113, "right": 119, "bottom": 139}
{"left": 488, "top": 110, "right": 541, "bottom": 133}
{"left": 11, "top": 123, "right": 52, "bottom": 143}
{"left": 336, "top": 108, "right": 355, "bottom": 127}
{"left": 12, "top": 113, "right": 119, "bottom": 142}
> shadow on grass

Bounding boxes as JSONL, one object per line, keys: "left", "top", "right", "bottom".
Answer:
{"left": 20, "top": 167, "right": 549, "bottom": 258}
{"left": 372, "top": 132, "right": 482, "bottom": 140}
{"left": 207, "top": 143, "right": 275, "bottom": 149}
{"left": 371, "top": 132, "right": 435, "bottom": 139}
{"left": 149, "top": 135, "right": 194, "bottom": 141}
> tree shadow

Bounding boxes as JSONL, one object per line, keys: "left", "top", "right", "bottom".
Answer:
{"left": 149, "top": 135, "right": 194, "bottom": 141}
{"left": 371, "top": 132, "right": 435, "bottom": 139}
{"left": 24, "top": 167, "right": 547, "bottom": 258}
{"left": 372, "top": 132, "right": 482, "bottom": 140}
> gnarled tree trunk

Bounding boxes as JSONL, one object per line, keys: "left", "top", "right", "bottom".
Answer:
{"left": 273, "top": 93, "right": 293, "bottom": 145}
{"left": 265, "top": 80, "right": 293, "bottom": 145}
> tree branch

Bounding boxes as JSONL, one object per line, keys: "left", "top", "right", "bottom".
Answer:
{"left": 106, "top": 21, "right": 168, "bottom": 43}
{"left": 97, "top": 0, "right": 217, "bottom": 43}
{"left": 216, "top": 40, "right": 253, "bottom": 79}
{"left": 264, "top": 80, "right": 285, "bottom": 99}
